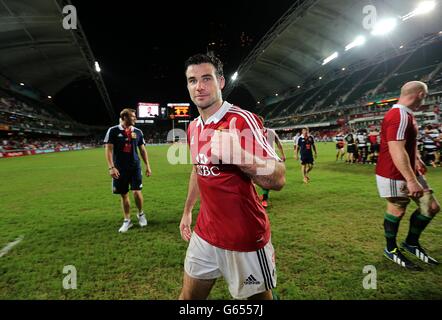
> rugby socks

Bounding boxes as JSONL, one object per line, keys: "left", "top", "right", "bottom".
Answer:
{"left": 405, "top": 209, "right": 433, "bottom": 246}
{"left": 384, "top": 212, "right": 401, "bottom": 251}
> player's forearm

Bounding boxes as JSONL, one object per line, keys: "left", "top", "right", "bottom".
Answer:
{"left": 140, "top": 148, "right": 150, "bottom": 167}
{"left": 276, "top": 141, "right": 285, "bottom": 158}
{"left": 239, "top": 158, "right": 286, "bottom": 191}
{"left": 105, "top": 146, "right": 114, "bottom": 168}
{"left": 184, "top": 168, "right": 199, "bottom": 214}
{"left": 390, "top": 146, "right": 417, "bottom": 182}
{"left": 416, "top": 147, "right": 423, "bottom": 162}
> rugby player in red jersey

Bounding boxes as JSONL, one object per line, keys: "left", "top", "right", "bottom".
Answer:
{"left": 178, "top": 53, "right": 286, "bottom": 300}
{"left": 376, "top": 81, "right": 440, "bottom": 270}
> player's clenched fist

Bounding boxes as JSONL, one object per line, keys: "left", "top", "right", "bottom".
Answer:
{"left": 211, "top": 118, "right": 243, "bottom": 164}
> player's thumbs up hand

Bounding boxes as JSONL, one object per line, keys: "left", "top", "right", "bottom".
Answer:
{"left": 229, "top": 117, "right": 237, "bottom": 135}
{"left": 210, "top": 117, "right": 242, "bottom": 165}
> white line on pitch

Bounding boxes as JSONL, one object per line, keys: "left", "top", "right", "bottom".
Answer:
{"left": 0, "top": 236, "right": 24, "bottom": 258}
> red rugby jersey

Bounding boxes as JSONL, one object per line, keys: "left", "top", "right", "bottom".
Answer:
{"left": 187, "top": 101, "right": 280, "bottom": 251}
{"left": 376, "top": 104, "right": 418, "bottom": 180}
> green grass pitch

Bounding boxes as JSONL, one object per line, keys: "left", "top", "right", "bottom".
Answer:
{"left": 0, "top": 142, "right": 441, "bottom": 299}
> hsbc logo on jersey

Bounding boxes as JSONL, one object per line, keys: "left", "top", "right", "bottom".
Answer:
{"left": 196, "top": 153, "right": 220, "bottom": 176}
{"left": 196, "top": 153, "right": 209, "bottom": 165}
{"left": 196, "top": 165, "right": 220, "bottom": 177}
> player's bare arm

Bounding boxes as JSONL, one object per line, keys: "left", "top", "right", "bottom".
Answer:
{"left": 139, "top": 144, "right": 152, "bottom": 176}
{"left": 275, "top": 135, "right": 286, "bottom": 161}
{"left": 211, "top": 119, "right": 286, "bottom": 191}
{"left": 105, "top": 143, "right": 120, "bottom": 179}
{"left": 388, "top": 140, "right": 423, "bottom": 197}
{"left": 239, "top": 159, "right": 286, "bottom": 191}
{"left": 415, "top": 147, "right": 427, "bottom": 175}
{"left": 180, "top": 166, "right": 200, "bottom": 242}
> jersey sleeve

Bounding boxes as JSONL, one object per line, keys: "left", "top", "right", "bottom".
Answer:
{"left": 104, "top": 128, "right": 114, "bottom": 144}
{"left": 271, "top": 129, "right": 279, "bottom": 143}
{"left": 231, "top": 111, "right": 281, "bottom": 162}
{"left": 187, "top": 121, "right": 196, "bottom": 147}
{"left": 138, "top": 130, "right": 146, "bottom": 146}
{"left": 386, "top": 109, "right": 408, "bottom": 142}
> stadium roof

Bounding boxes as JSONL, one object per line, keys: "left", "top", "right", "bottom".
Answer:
{"left": 225, "top": 0, "right": 442, "bottom": 103}
{"left": 0, "top": 0, "right": 115, "bottom": 119}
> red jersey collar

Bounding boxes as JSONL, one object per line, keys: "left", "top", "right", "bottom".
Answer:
{"left": 196, "top": 101, "right": 232, "bottom": 127}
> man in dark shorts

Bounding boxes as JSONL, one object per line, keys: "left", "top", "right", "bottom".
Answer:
{"left": 104, "top": 108, "right": 152, "bottom": 233}
{"left": 344, "top": 130, "right": 357, "bottom": 164}
{"left": 295, "top": 127, "right": 317, "bottom": 183}
{"left": 368, "top": 127, "right": 380, "bottom": 164}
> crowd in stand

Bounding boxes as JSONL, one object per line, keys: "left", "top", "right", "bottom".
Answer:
{"left": 0, "top": 94, "right": 69, "bottom": 121}
{"left": 0, "top": 135, "right": 100, "bottom": 152}
{"left": 419, "top": 124, "right": 442, "bottom": 168}
{"left": 0, "top": 89, "right": 107, "bottom": 138}
{"left": 143, "top": 129, "right": 169, "bottom": 144}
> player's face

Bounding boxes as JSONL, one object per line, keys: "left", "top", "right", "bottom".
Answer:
{"left": 124, "top": 112, "right": 136, "bottom": 126}
{"left": 186, "top": 63, "right": 225, "bottom": 110}
{"left": 410, "top": 89, "right": 428, "bottom": 108}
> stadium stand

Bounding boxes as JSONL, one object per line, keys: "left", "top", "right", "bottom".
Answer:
{"left": 254, "top": 35, "right": 442, "bottom": 141}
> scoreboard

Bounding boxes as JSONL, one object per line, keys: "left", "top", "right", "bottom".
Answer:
{"left": 138, "top": 102, "right": 159, "bottom": 118}
{"left": 167, "top": 103, "right": 190, "bottom": 118}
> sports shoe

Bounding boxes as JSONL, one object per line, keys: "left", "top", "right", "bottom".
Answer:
{"left": 262, "top": 200, "right": 268, "bottom": 208}
{"left": 383, "top": 248, "right": 422, "bottom": 271}
{"left": 137, "top": 212, "right": 148, "bottom": 227}
{"left": 118, "top": 219, "right": 133, "bottom": 233}
{"left": 401, "top": 242, "right": 439, "bottom": 265}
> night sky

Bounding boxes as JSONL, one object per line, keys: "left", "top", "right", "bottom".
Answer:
{"left": 55, "top": 1, "right": 295, "bottom": 125}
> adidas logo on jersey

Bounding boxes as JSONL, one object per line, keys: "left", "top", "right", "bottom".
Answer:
{"left": 118, "top": 133, "right": 124, "bottom": 137}
{"left": 244, "top": 274, "right": 260, "bottom": 285}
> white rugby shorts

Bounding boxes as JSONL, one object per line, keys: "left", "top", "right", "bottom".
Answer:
{"left": 376, "top": 174, "right": 430, "bottom": 198}
{"left": 184, "top": 232, "right": 276, "bottom": 299}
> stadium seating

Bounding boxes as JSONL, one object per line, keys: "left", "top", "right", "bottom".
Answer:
{"left": 262, "top": 39, "right": 442, "bottom": 130}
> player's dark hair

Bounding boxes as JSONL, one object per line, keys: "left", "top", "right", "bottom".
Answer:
{"left": 120, "top": 108, "right": 136, "bottom": 121}
{"left": 184, "top": 53, "right": 224, "bottom": 77}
